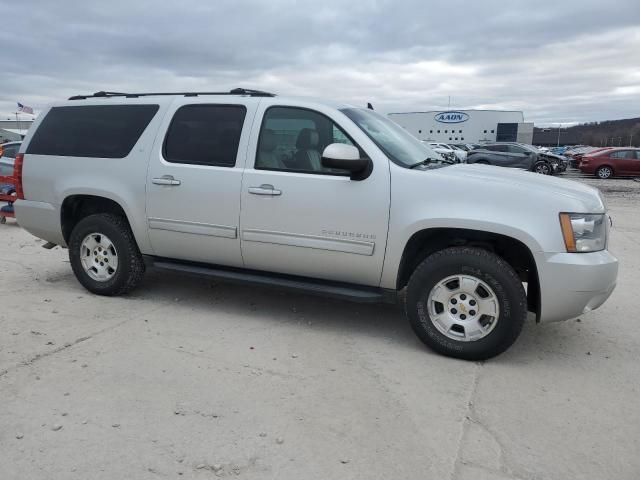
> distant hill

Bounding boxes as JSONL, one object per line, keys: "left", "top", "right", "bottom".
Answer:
{"left": 533, "top": 117, "right": 640, "bottom": 147}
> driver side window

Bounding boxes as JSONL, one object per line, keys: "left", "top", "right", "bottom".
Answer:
{"left": 507, "top": 145, "right": 525, "bottom": 154}
{"left": 255, "top": 107, "right": 353, "bottom": 174}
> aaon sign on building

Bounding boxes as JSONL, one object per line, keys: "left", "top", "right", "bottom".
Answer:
{"left": 434, "top": 111, "right": 470, "bottom": 124}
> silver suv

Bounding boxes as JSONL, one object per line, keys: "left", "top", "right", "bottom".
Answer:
{"left": 13, "top": 89, "right": 618, "bottom": 360}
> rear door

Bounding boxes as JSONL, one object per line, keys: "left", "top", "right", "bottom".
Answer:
{"left": 633, "top": 151, "right": 640, "bottom": 175}
{"left": 145, "top": 98, "right": 259, "bottom": 266}
{"left": 609, "top": 150, "right": 635, "bottom": 175}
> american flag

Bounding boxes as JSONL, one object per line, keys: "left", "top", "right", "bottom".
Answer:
{"left": 17, "top": 102, "right": 34, "bottom": 115}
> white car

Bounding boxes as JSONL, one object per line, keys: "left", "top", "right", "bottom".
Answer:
{"left": 14, "top": 88, "right": 618, "bottom": 360}
{"left": 425, "top": 142, "right": 466, "bottom": 163}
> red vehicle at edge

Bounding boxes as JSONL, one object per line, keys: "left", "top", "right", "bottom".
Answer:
{"left": 579, "top": 147, "right": 640, "bottom": 179}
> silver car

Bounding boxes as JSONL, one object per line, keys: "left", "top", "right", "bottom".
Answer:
{"left": 13, "top": 89, "right": 618, "bottom": 360}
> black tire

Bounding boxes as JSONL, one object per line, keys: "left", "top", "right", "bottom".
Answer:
{"left": 405, "top": 247, "right": 527, "bottom": 361}
{"left": 596, "top": 165, "right": 613, "bottom": 179}
{"left": 533, "top": 161, "right": 551, "bottom": 175}
{"left": 68, "top": 213, "right": 145, "bottom": 296}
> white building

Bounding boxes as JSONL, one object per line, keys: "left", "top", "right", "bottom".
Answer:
{"left": 388, "top": 110, "right": 534, "bottom": 144}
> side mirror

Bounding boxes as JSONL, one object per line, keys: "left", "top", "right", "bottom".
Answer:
{"left": 321, "top": 143, "right": 372, "bottom": 180}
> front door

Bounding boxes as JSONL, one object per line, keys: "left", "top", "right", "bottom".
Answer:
{"left": 146, "top": 99, "right": 258, "bottom": 266}
{"left": 239, "top": 105, "right": 390, "bottom": 287}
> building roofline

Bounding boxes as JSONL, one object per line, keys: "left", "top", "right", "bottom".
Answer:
{"left": 388, "top": 109, "right": 524, "bottom": 115}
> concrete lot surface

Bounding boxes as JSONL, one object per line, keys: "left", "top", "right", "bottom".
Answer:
{"left": 1, "top": 173, "right": 639, "bottom": 479}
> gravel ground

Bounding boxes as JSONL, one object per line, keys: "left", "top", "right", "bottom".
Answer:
{"left": 1, "top": 170, "right": 639, "bottom": 480}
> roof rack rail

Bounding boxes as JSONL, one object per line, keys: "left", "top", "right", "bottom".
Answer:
{"left": 68, "top": 88, "right": 276, "bottom": 101}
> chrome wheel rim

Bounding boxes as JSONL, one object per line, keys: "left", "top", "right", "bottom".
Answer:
{"left": 598, "top": 167, "right": 611, "bottom": 179}
{"left": 535, "top": 163, "right": 549, "bottom": 174}
{"left": 427, "top": 274, "right": 500, "bottom": 342}
{"left": 80, "top": 233, "right": 119, "bottom": 282}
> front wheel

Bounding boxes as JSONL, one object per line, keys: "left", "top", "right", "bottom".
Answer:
{"left": 533, "top": 161, "right": 551, "bottom": 175}
{"left": 405, "top": 247, "right": 527, "bottom": 360}
{"left": 69, "top": 213, "right": 145, "bottom": 296}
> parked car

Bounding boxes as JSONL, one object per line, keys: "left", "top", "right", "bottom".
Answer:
{"left": 0, "top": 141, "right": 21, "bottom": 177}
{"left": 426, "top": 142, "right": 466, "bottom": 163}
{"left": 579, "top": 148, "right": 640, "bottom": 178}
{"left": 567, "top": 146, "right": 610, "bottom": 167}
{"left": 467, "top": 142, "right": 557, "bottom": 174}
{"left": 544, "top": 152, "right": 569, "bottom": 172}
{"left": 13, "top": 88, "right": 618, "bottom": 360}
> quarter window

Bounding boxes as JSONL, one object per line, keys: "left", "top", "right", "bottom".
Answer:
{"left": 27, "top": 105, "right": 159, "bottom": 158}
{"left": 255, "top": 107, "right": 353, "bottom": 174}
{"left": 164, "top": 104, "right": 246, "bottom": 167}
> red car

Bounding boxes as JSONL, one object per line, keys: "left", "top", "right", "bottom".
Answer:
{"left": 579, "top": 147, "right": 640, "bottom": 179}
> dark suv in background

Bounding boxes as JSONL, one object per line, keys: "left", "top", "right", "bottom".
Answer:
{"left": 467, "top": 143, "right": 559, "bottom": 175}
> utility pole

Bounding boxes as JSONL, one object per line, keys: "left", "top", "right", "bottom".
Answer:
{"left": 629, "top": 134, "right": 634, "bottom": 147}
{"left": 556, "top": 123, "right": 562, "bottom": 147}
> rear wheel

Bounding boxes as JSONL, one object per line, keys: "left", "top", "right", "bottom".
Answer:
{"left": 69, "top": 213, "right": 145, "bottom": 296}
{"left": 405, "top": 247, "right": 527, "bottom": 360}
{"left": 596, "top": 166, "right": 613, "bottom": 179}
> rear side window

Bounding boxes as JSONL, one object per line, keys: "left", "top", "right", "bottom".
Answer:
{"left": 27, "top": 105, "right": 159, "bottom": 158}
{"left": 163, "top": 104, "right": 246, "bottom": 167}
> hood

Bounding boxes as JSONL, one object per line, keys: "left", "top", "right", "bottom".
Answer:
{"left": 433, "top": 164, "right": 605, "bottom": 212}
{"left": 541, "top": 152, "right": 567, "bottom": 162}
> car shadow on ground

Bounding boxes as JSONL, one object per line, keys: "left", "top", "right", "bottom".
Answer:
{"left": 131, "top": 269, "right": 427, "bottom": 352}
{"left": 34, "top": 261, "right": 611, "bottom": 363}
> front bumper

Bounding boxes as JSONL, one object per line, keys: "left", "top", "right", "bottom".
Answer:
{"left": 535, "top": 250, "right": 618, "bottom": 322}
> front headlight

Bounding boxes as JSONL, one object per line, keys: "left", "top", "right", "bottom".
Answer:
{"left": 559, "top": 213, "right": 607, "bottom": 252}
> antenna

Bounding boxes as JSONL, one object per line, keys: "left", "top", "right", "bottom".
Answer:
{"left": 367, "top": 102, "right": 374, "bottom": 110}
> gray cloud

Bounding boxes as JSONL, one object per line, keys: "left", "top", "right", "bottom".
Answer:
{"left": 1, "top": 0, "right": 638, "bottom": 125}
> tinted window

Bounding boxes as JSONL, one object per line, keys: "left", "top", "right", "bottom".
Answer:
{"left": 27, "top": 105, "right": 159, "bottom": 158}
{"left": 164, "top": 104, "right": 246, "bottom": 167}
{"left": 255, "top": 107, "right": 352, "bottom": 174}
{"left": 493, "top": 145, "right": 509, "bottom": 152}
{"left": 507, "top": 145, "right": 526, "bottom": 154}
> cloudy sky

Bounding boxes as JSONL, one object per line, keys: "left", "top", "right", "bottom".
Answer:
{"left": 1, "top": 0, "right": 638, "bottom": 125}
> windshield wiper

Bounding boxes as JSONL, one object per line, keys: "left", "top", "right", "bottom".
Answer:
{"left": 409, "top": 157, "right": 442, "bottom": 168}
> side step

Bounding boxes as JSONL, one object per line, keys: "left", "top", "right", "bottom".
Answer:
{"left": 146, "top": 257, "right": 396, "bottom": 304}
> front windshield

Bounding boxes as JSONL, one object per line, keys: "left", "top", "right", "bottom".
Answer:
{"left": 341, "top": 108, "right": 443, "bottom": 168}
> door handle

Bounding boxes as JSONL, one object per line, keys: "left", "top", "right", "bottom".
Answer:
{"left": 248, "top": 184, "right": 282, "bottom": 196}
{"left": 152, "top": 175, "right": 181, "bottom": 186}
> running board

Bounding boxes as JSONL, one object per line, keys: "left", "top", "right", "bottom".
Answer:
{"left": 146, "top": 257, "right": 396, "bottom": 304}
